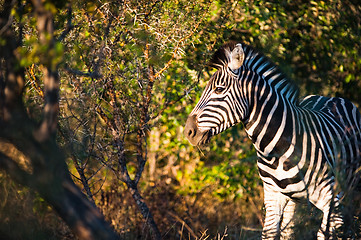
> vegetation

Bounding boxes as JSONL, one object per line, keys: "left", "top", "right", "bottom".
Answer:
{"left": 0, "top": 0, "right": 360, "bottom": 239}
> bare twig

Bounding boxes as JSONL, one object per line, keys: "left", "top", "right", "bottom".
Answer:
{"left": 58, "top": 4, "right": 74, "bottom": 42}
{"left": 0, "top": 3, "right": 14, "bottom": 36}
{"left": 64, "top": 66, "right": 102, "bottom": 79}
{"left": 26, "top": 64, "right": 44, "bottom": 97}
{"left": 72, "top": 154, "right": 94, "bottom": 202}
{"left": 167, "top": 211, "right": 198, "bottom": 239}
{"left": 153, "top": 8, "right": 208, "bottom": 80}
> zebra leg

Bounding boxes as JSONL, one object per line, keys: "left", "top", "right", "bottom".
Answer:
{"left": 262, "top": 185, "right": 289, "bottom": 239}
{"left": 313, "top": 192, "right": 343, "bottom": 239}
{"left": 280, "top": 200, "right": 296, "bottom": 240}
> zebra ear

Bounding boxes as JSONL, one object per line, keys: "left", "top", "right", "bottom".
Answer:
{"left": 228, "top": 44, "right": 244, "bottom": 71}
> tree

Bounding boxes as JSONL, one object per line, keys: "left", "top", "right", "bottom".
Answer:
{"left": 0, "top": 0, "right": 119, "bottom": 239}
{"left": 58, "top": 1, "right": 218, "bottom": 238}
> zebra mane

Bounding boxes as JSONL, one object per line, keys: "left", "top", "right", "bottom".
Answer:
{"left": 209, "top": 41, "right": 238, "bottom": 69}
{"left": 209, "top": 41, "right": 300, "bottom": 103}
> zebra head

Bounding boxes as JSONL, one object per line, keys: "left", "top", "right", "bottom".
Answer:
{"left": 184, "top": 42, "right": 248, "bottom": 146}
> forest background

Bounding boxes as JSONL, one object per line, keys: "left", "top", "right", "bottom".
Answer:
{"left": 0, "top": 0, "right": 361, "bottom": 239}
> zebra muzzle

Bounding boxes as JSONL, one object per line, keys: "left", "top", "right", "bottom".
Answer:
{"left": 184, "top": 114, "right": 211, "bottom": 146}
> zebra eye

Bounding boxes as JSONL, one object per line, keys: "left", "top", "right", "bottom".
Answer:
{"left": 215, "top": 86, "right": 225, "bottom": 94}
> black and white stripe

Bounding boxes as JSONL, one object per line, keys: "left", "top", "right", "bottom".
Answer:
{"left": 184, "top": 42, "right": 361, "bottom": 239}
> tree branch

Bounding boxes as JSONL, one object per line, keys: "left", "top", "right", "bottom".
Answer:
{"left": 0, "top": 152, "right": 32, "bottom": 186}
{"left": 0, "top": 0, "right": 25, "bottom": 121}
{"left": 58, "top": 4, "right": 74, "bottom": 42}
{"left": 64, "top": 66, "right": 102, "bottom": 79}
{"left": 153, "top": 3, "right": 210, "bottom": 79}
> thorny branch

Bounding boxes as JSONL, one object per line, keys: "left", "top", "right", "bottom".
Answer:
{"left": 153, "top": 3, "right": 211, "bottom": 79}
{"left": 61, "top": 2, "right": 213, "bottom": 239}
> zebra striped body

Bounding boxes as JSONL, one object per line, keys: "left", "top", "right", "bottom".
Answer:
{"left": 184, "top": 42, "right": 361, "bottom": 239}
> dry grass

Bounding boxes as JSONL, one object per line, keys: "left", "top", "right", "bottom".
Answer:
{"left": 98, "top": 179, "right": 263, "bottom": 240}
{"left": 0, "top": 174, "right": 73, "bottom": 240}
{"left": 1, "top": 172, "right": 360, "bottom": 240}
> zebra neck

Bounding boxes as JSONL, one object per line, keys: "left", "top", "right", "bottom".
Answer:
{"left": 244, "top": 90, "right": 298, "bottom": 159}
{"left": 243, "top": 45, "right": 299, "bottom": 105}
{"left": 240, "top": 49, "right": 300, "bottom": 158}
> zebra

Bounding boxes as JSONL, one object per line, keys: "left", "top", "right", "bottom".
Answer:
{"left": 184, "top": 41, "right": 361, "bottom": 239}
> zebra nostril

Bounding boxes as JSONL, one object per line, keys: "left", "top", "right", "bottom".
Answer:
{"left": 184, "top": 114, "right": 199, "bottom": 144}
{"left": 188, "top": 129, "right": 196, "bottom": 137}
